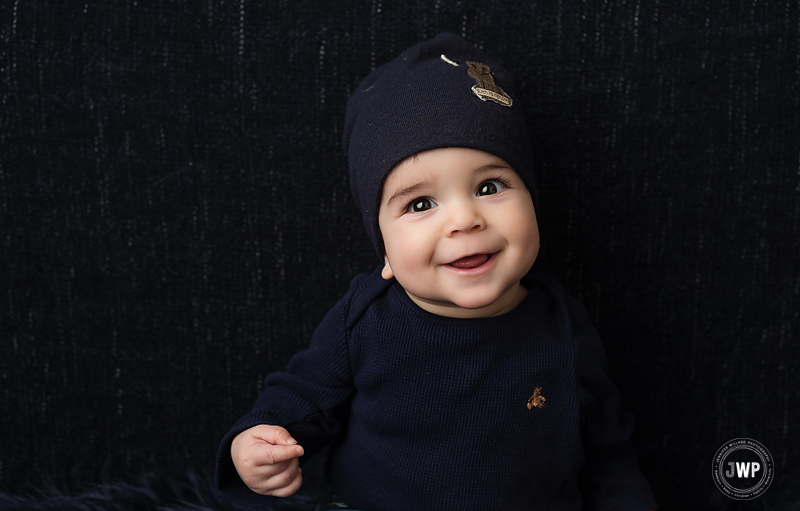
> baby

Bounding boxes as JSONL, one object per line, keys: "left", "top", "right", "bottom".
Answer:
{"left": 216, "top": 33, "right": 658, "bottom": 511}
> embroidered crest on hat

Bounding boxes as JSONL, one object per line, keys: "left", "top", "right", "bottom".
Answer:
{"left": 467, "top": 61, "right": 513, "bottom": 107}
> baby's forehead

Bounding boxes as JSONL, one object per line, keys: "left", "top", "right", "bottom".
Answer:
{"left": 384, "top": 147, "right": 518, "bottom": 182}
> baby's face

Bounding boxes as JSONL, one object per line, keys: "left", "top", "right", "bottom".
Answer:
{"left": 378, "top": 147, "right": 539, "bottom": 318}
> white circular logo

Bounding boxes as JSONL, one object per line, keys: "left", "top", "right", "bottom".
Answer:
{"left": 712, "top": 438, "right": 773, "bottom": 500}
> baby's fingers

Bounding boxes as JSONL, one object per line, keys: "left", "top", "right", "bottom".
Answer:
{"left": 259, "top": 443, "right": 304, "bottom": 466}
{"left": 250, "top": 424, "right": 298, "bottom": 446}
{"left": 266, "top": 466, "right": 303, "bottom": 498}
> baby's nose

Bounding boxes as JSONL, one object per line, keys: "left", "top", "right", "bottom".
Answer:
{"left": 446, "top": 202, "right": 486, "bottom": 235}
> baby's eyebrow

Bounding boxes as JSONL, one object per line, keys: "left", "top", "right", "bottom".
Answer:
{"left": 474, "top": 163, "right": 514, "bottom": 174}
{"left": 386, "top": 181, "right": 431, "bottom": 206}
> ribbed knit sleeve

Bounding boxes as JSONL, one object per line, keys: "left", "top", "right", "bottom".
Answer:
{"left": 559, "top": 283, "right": 658, "bottom": 511}
{"left": 215, "top": 270, "right": 386, "bottom": 507}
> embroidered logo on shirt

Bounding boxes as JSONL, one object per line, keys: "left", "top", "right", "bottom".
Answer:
{"left": 467, "top": 61, "right": 513, "bottom": 107}
{"left": 527, "top": 387, "right": 546, "bottom": 409}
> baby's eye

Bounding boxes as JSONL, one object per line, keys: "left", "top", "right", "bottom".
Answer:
{"left": 477, "top": 180, "right": 506, "bottom": 196}
{"left": 406, "top": 197, "right": 437, "bottom": 213}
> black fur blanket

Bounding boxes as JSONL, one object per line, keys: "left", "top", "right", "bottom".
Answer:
{"left": 0, "top": 472, "right": 321, "bottom": 511}
{"left": 1, "top": 472, "right": 798, "bottom": 511}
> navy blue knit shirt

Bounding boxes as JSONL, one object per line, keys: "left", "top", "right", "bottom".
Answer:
{"left": 216, "top": 268, "right": 657, "bottom": 510}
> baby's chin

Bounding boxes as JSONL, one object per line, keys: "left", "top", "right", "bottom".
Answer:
{"left": 406, "top": 285, "right": 525, "bottom": 319}
{"left": 451, "top": 294, "right": 503, "bottom": 311}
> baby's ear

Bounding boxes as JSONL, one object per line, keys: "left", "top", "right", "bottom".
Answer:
{"left": 381, "top": 256, "right": 394, "bottom": 280}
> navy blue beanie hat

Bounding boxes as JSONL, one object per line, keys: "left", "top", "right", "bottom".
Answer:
{"left": 343, "top": 32, "right": 537, "bottom": 255}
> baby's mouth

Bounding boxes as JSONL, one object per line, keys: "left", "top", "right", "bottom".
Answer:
{"left": 447, "top": 253, "right": 492, "bottom": 269}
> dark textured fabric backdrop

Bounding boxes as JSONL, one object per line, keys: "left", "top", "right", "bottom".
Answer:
{"left": 1, "top": 1, "right": 798, "bottom": 509}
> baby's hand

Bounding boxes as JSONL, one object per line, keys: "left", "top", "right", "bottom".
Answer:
{"left": 230, "top": 425, "right": 304, "bottom": 497}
